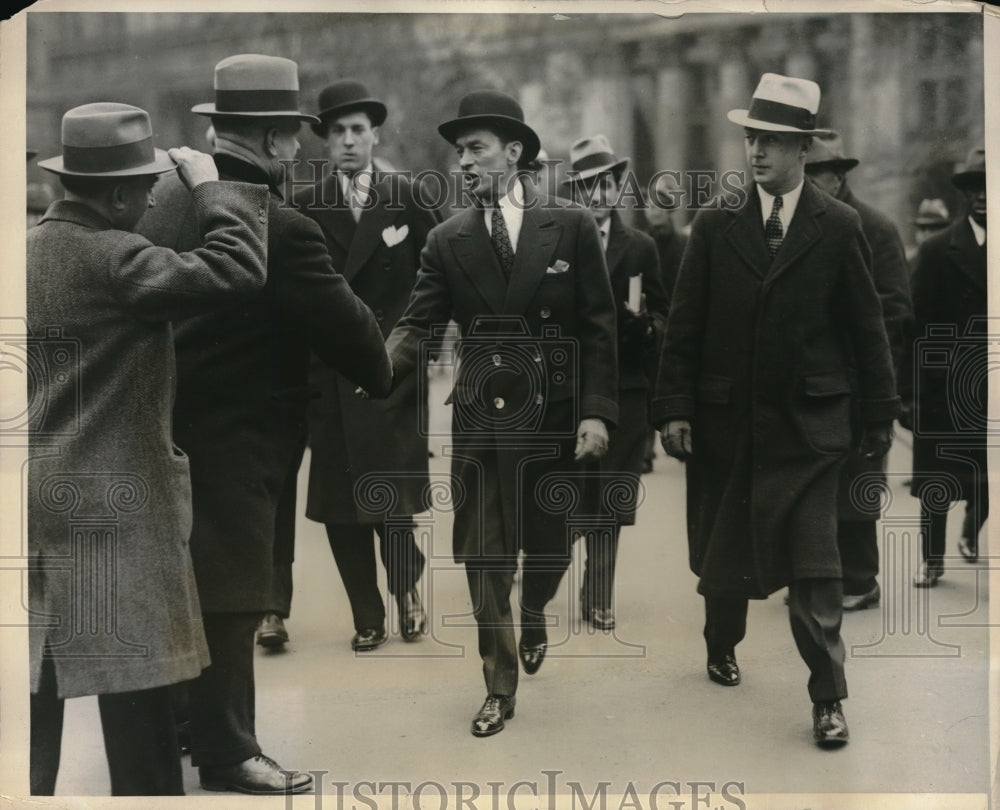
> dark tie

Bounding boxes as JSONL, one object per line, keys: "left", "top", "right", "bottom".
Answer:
{"left": 765, "top": 195, "right": 784, "bottom": 256}
{"left": 492, "top": 207, "right": 515, "bottom": 280}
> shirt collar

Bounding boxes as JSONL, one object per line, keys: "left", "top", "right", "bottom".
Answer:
{"left": 757, "top": 179, "right": 804, "bottom": 226}
{"left": 495, "top": 176, "right": 525, "bottom": 212}
{"left": 340, "top": 164, "right": 375, "bottom": 193}
{"left": 968, "top": 216, "right": 986, "bottom": 247}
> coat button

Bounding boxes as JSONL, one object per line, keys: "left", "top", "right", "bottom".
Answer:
{"left": 540, "top": 307, "right": 551, "bottom": 319}
{"left": 535, "top": 393, "right": 543, "bottom": 405}
{"left": 383, "top": 262, "right": 392, "bottom": 271}
{"left": 374, "top": 308, "right": 384, "bottom": 320}
{"left": 494, "top": 397, "right": 505, "bottom": 410}
{"left": 258, "top": 207, "right": 267, "bottom": 223}
{"left": 533, "top": 352, "right": 542, "bottom": 363}
{"left": 492, "top": 353, "right": 502, "bottom": 366}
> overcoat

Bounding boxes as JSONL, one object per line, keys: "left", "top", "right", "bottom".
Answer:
{"left": 385, "top": 180, "right": 619, "bottom": 562}
{"left": 903, "top": 217, "right": 987, "bottom": 499}
{"left": 136, "top": 155, "right": 391, "bottom": 613}
{"left": 293, "top": 172, "right": 435, "bottom": 524}
{"left": 28, "top": 182, "right": 269, "bottom": 698}
{"left": 651, "top": 181, "right": 899, "bottom": 598}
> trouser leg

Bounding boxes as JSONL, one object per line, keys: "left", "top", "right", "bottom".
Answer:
{"left": 703, "top": 595, "right": 748, "bottom": 659}
{"left": 787, "top": 578, "right": 848, "bottom": 703}
{"left": 30, "top": 653, "right": 63, "bottom": 795}
{"left": 837, "top": 519, "right": 879, "bottom": 594}
{"left": 377, "top": 518, "right": 426, "bottom": 598}
{"left": 326, "top": 523, "right": 385, "bottom": 631}
{"left": 519, "top": 551, "right": 571, "bottom": 645}
{"left": 268, "top": 563, "right": 293, "bottom": 618}
{"left": 465, "top": 561, "right": 518, "bottom": 696}
{"left": 582, "top": 524, "right": 621, "bottom": 611}
{"left": 962, "top": 484, "right": 989, "bottom": 548}
{"left": 919, "top": 495, "right": 948, "bottom": 568}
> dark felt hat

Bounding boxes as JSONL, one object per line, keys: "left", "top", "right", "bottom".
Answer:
{"left": 310, "top": 79, "right": 387, "bottom": 137}
{"left": 438, "top": 89, "right": 540, "bottom": 163}
{"left": 804, "top": 131, "right": 859, "bottom": 173}
{"left": 192, "top": 54, "right": 319, "bottom": 123}
{"left": 952, "top": 146, "right": 986, "bottom": 191}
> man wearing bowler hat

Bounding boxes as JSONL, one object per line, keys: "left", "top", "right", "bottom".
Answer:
{"left": 28, "top": 102, "right": 269, "bottom": 795}
{"left": 561, "top": 134, "right": 669, "bottom": 632}
{"left": 902, "top": 145, "right": 988, "bottom": 587}
{"left": 290, "top": 79, "right": 436, "bottom": 652}
{"left": 138, "top": 54, "right": 391, "bottom": 794}
{"left": 804, "top": 131, "right": 913, "bottom": 612}
{"left": 385, "top": 89, "right": 618, "bottom": 736}
{"left": 653, "top": 74, "right": 898, "bottom": 747}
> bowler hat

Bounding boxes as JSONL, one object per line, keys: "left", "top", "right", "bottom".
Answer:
{"left": 310, "top": 79, "right": 387, "bottom": 137}
{"left": 37, "top": 102, "right": 176, "bottom": 177}
{"left": 561, "top": 134, "right": 629, "bottom": 186}
{"left": 951, "top": 145, "right": 986, "bottom": 191}
{"left": 728, "top": 73, "right": 830, "bottom": 134}
{"left": 913, "top": 198, "right": 950, "bottom": 227}
{"left": 192, "top": 54, "right": 320, "bottom": 123}
{"left": 438, "top": 89, "right": 540, "bottom": 163}
{"left": 804, "top": 131, "right": 859, "bottom": 173}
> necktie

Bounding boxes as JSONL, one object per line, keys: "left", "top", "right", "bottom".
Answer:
{"left": 492, "top": 206, "right": 515, "bottom": 281}
{"left": 765, "top": 195, "right": 784, "bottom": 256}
{"left": 348, "top": 180, "right": 363, "bottom": 222}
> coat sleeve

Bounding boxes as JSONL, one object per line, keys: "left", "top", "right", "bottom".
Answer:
{"left": 108, "top": 181, "right": 269, "bottom": 320}
{"left": 274, "top": 212, "right": 392, "bottom": 397}
{"left": 639, "top": 233, "right": 670, "bottom": 333}
{"left": 864, "top": 209, "right": 913, "bottom": 370}
{"left": 898, "top": 236, "right": 943, "bottom": 407}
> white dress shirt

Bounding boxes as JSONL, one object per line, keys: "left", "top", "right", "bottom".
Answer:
{"left": 484, "top": 178, "right": 525, "bottom": 253}
{"left": 757, "top": 179, "right": 804, "bottom": 233}
{"left": 339, "top": 164, "right": 375, "bottom": 218}
{"left": 968, "top": 216, "right": 986, "bottom": 247}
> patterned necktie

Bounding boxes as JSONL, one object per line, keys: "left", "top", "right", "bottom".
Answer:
{"left": 765, "top": 195, "right": 784, "bottom": 256}
{"left": 492, "top": 206, "right": 515, "bottom": 280}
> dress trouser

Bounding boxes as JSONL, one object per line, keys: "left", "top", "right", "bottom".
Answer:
{"left": 582, "top": 524, "right": 621, "bottom": 611}
{"left": 31, "top": 653, "right": 183, "bottom": 795}
{"left": 920, "top": 483, "right": 989, "bottom": 565}
{"left": 703, "top": 578, "right": 848, "bottom": 703}
{"left": 267, "top": 430, "right": 307, "bottom": 618}
{"left": 836, "top": 519, "right": 879, "bottom": 595}
{"left": 326, "top": 519, "right": 426, "bottom": 631}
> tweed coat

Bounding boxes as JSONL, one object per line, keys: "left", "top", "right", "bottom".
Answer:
{"left": 651, "top": 181, "right": 899, "bottom": 598}
{"left": 834, "top": 182, "right": 912, "bottom": 520}
{"left": 903, "top": 217, "right": 987, "bottom": 499}
{"left": 385, "top": 180, "right": 619, "bottom": 562}
{"left": 27, "top": 182, "right": 268, "bottom": 698}
{"left": 136, "top": 154, "right": 391, "bottom": 613}
{"left": 293, "top": 172, "right": 435, "bottom": 525}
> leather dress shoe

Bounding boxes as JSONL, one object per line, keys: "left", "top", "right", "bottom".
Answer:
{"left": 351, "top": 625, "right": 387, "bottom": 652}
{"left": 200, "top": 753, "right": 313, "bottom": 794}
{"left": 842, "top": 583, "right": 880, "bottom": 612}
{"left": 912, "top": 562, "right": 943, "bottom": 588}
{"left": 812, "top": 700, "right": 849, "bottom": 748}
{"left": 256, "top": 613, "right": 289, "bottom": 648}
{"left": 471, "top": 694, "right": 516, "bottom": 737}
{"left": 706, "top": 652, "right": 741, "bottom": 686}
{"left": 584, "top": 606, "right": 616, "bottom": 632}
{"left": 518, "top": 624, "right": 547, "bottom": 675}
{"left": 958, "top": 536, "right": 978, "bottom": 563}
{"left": 396, "top": 587, "right": 427, "bottom": 641}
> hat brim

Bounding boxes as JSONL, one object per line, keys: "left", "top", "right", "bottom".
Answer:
{"left": 727, "top": 109, "right": 831, "bottom": 135}
{"left": 952, "top": 170, "right": 986, "bottom": 191}
{"left": 560, "top": 158, "right": 630, "bottom": 187}
{"left": 37, "top": 147, "right": 176, "bottom": 177}
{"left": 805, "top": 158, "right": 859, "bottom": 173}
{"left": 310, "top": 99, "right": 388, "bottom": 137}
{"left": 437, "top": 114, "right": 540, "bottom": 163}
{"left": 192, "top": 103, "right": 321, "bottom": 124}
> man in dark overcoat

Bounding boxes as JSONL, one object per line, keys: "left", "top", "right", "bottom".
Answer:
{"left": 562, "top": 134, "right": 669, "bottom": 631}
{"left": 385, "top": 90, "right": 618, "bottom": 737}
{"left": 902, "top": 146, "right": 987, "bottom": 586}
{"left": 805, "top": 131, "right": 913, "bottom": 611}
{"left": 292, "top": 80, "right": 437, "bottom": 651}
{"left": 137, "top": 55, "right": 391, "bottom": 795}
{"left": 653, "top": 74, "right": 898, "bottom": 748}
{"left": 28, "top": 102, "right": 268, "bottom": 795}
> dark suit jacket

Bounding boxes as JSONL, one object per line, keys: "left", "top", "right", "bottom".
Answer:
{"left": 136, "top": 154, "right": 391, "bottom": 612}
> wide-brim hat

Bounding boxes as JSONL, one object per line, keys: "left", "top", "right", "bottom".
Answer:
{"left": 560, "top": 134, "right": 629, "bottom": 186}
{"left": 952, "top": 146, "right": 986, "bottom": 190}
{"left": 37, "top": 102, "right": 176, "bottom": 177}
{"left": 804, "top": 130, "right": 859, "bottom": 173}
{"left": 913, "top": 198, "right": 950, "bottom": 227}
{"left": 310, "top": 79, "right": 387, "bottom": 137}
{"left": 438, "top": 89, "right": 540, "bottom": 163}
{"left": 728, "top": 73, "right": 830, "bottom": 135}
{"left": 192, "top": 53, "right": 320, "bottom": 124}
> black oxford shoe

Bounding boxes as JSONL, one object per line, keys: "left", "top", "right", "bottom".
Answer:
{"left": 256, "top": 613, "right": 289, "bottom": 648}
{"left": 842, "top": 583, "right": 880, "bottom": 612}
{"left": 471, "top": 694, "right": 516, "bottom": 737}
{"left": 200, "top": 754, "right": 313, "bottom": 794}
{"left": 912, "top": 562, "right": 943, "bottom": 588}
{"left": 812, "top": 700, "right": 849, "bottom": 748}
{"left": 351, "top": 625, "right": 387, "bottom": 652}
{"left": 585, "top": 607, "right": 616, "bottom": 632}
{"left": 706, "top": 652, "right": 741, "bottom": 686}
{"left": 958, "top": 537, "right": 978, "bottom": 563}
{"left": 396, "top": 587, "right": 427, "bottom": 641}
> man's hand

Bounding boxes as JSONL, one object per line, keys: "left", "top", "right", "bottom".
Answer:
{"left": 168, "top": 147, "right": 219, "bottom": 190}
{"left": 859, "top": 421, "right": 894, "bottom": 460}
{"left": 574, "top": 418, "right": 609, "bottom": 461}
{"left": 660, "top": 419, "right": 693, "bottom": 460}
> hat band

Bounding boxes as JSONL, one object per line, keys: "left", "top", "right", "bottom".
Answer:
{"left": 215, "top": 89, "right": 300, "bottom": 113}
{"left": 746, "top": 98, "right": 816, "bottom": 130}
{"left": 571, "top": 151, "right": 619, "bottom": 173}
{"left": 62, "top": 136, "right": 155, "bottom": 173}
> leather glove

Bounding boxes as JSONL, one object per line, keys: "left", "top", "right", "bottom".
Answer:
{"left": 859, "top": 421, "right": 894, "bottom": 460}
{"left": 660, "top": 419, "right": 693, "bottom": 461}
{"left": 575, "top": 418, "right": 609, "bottom": 461}
{"left": 618, "top": 307, "right": 655, "bottom": 350}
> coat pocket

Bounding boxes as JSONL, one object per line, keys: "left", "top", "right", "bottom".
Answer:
{"left": 797, "top": 371, "right": 853, "bottom": 454}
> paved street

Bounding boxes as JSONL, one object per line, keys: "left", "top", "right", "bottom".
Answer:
{"left": 52, "top": 372, "right": 990, "bottom": 802}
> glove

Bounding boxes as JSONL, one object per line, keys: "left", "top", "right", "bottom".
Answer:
{"left": 575, "top": 418, "right": 609, "bottom": 461}
{"left": 660, "top": 419, "right": 693, "bottom": 461}
{"left": 618, "top": 307, "right": 654, "bottom": 351}
{"left": 859, "top": 421, "right": 894, "bottom": 460}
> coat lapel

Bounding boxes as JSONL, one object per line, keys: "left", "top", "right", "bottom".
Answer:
{"left": 450, "top": 208, "right": 508, "bottom": 314}
{"left": 948, "top": 218, "right": 987, "bottom": 293}
{"left": 503, "top": 182, "right": 561, "bottom": 314}
{"left": 604, "top": 210, "right": 630, "bottom": 278}
{"left": 310, "top": 173, "right": 356, "bottom": 256}
{"left": 765, "top": 180, "right": 825, "bottom": 285}
{"left": 344, "top": 175, "right": 402, "bottom": 282}
{"left": 723, "top": 186, "right": 771, "bottom": 278}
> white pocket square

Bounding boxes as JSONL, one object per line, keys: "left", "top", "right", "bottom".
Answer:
{"left": 546, "top": 260, "right": 570, "bottom": 274}
{"left": 382, "top": 224, "right": 409, "bottom": 247}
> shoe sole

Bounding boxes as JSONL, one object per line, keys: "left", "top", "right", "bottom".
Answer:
{"left": 842, "top": 599, "right": 879, "bottom": 612}
{"left": 200, "top": 779, "right": 313, "bottom": 795}
{"left": 352, "top": 639, "right": 387, "bottom": 652}
{"left": 815, "top": 736, "right": 849, "bottom": 749}
{"left": 471, "top": 708, "right": 515, "bottom": 737}
{"left": 707, "top": 670, "right": 741, "bottom": 686}
{"left": 257, "top": 634, "right": 288, "bottom": 648}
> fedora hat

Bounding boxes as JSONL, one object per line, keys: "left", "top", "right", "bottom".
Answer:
{"left": 438, "top": 89, "right": 540, "bottom": 163}
{"left": 728, "top": 73, "right": 829, "bottom": 134}
{"left": 310, "top": 79, "right": 387, "bottom": 137}
{"left": 951, "top": 145, "right": 985, "bottom": 190}
{"left": 37, "top": 102, "right": 175, "bottom": 177}
{"left": 560, "top": 134, "right": 629, "bottom": 186}
{"left": 804, "top": 131, "right": 859, "bottom": 173}
{"left": 192, "top": 54, "right": 319, "bottom": 123}
{"left": 913, "top": 198, "right": 950, "bottom": 227}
